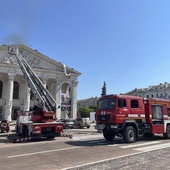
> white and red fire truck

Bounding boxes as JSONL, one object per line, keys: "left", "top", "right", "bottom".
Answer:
{"left": 95, "top": 94, "right": 170, "bottom": 143}
{"left": 7, "top": 47, "right": 71, "bottom": 142}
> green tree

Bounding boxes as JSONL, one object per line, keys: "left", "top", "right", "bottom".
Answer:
{"left": 89, "top": 105, "right": 97, "bottom": 112}
{"left": 101, "top": 81, "right": 107, "bottom": 97}
{"left": 78, "top": 106, "right": 93, "bottom": 118}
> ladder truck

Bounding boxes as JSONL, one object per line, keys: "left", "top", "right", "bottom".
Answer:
{"left": 7, "top": 47, "right": 72, "bottom": 142}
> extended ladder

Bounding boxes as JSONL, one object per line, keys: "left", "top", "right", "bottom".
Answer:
{"left": 8, "top": 47, "right": 58, "bottom": 112}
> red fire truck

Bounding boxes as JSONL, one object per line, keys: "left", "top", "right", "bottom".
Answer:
{"left": 95, "top": 94, "right": 170, "bottom": 143}
{"left": 7, "top": 47, "right": 72, "bottom": 142}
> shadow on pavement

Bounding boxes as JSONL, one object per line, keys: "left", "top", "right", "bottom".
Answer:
{"left": 65, "top": 134, "right": 168, "bottom": 147}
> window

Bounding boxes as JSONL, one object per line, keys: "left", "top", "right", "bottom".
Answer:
{"left": 13, "top": 81, "right": 19, "bottom": 99}
{"left": 118, "top": 99, "right": 126, "bottom": 108}
{"left": 167, "top": 108, "right": 170, "bottom": 118}
{"left": 151, "top": 105, "right": 163, "bottom": 120}
{"left": 98, "top": 98, "right": 116, "bottom": 109}
{"left": 131, "top": 100, "right": 139, "bottom": 108}
{"left": 147, "top": 95, "right": 149, "bottom": 98}
{"left": 151, "top": 94, "right": 154, "bottom": 98}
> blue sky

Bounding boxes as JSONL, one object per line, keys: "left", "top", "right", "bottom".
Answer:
{"left": 1, "top": 0, "right": 170, "bottom": 100}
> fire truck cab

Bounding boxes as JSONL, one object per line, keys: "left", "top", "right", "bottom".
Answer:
{"left": 95, "top": 94, "right": 170, "bottom": 143}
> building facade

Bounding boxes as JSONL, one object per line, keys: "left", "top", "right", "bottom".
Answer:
{"left": 77, "top": 82, "right": 170, "bottom": 109}
{"left": 125, "top": 82, "right": 170, "bottom": 99}
{"left": 77, "top": 97, "right": 99, "bottom": 108}
{"left": 0, "top": 44, "right": 81, "bottom": 121}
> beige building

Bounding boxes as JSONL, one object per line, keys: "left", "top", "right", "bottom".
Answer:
{"left": 78, "top": 82, "right": 170, "bottom": 109}
{"left": 77, "top": 97, "right": 99, "bottom": 108}
{"left": 125, "top": 82, "right": 170, "bottom": 99}
{"left": 0, "top": 44, "right": 81, "bottom": 121}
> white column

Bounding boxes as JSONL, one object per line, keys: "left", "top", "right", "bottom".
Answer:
{"left": 71, "top": 80, "right": 78, "bottom": 118}
{"left": 5, "top": 73, "right": 15, "bottom": 121}
{"left": 55, "top": 79, "right": 62, "bottom": 119}
{"left": 23, "top": 82, "right": 30, "bottom": 111}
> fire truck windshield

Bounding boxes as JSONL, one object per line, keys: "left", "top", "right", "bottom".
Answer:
{"left": 98, "top": 98, "right": 116, "bottom": 110}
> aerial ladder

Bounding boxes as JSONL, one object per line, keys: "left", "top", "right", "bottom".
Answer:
{"left": 8, "top": 47, "right": 57, "bottom": 112}
{"left": 7, "top": 47, "right": 72, "bottom": 142}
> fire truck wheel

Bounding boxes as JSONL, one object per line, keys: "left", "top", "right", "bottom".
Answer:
{"left": 163, "top": 125, "right": 170, "bottom": 139}
{"left": 0, "top": 122, "right": 8, "bottom": 133}
{"left": 123, "top": 126, "right": 136, "bottom": 143}
{"left": 103, "top": 129, "right": 115, "bottom": 141}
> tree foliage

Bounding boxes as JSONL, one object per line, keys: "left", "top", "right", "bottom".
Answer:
{"left": 101, "top": 81, "right": 107, "bottom": 97}
{"left": 89, "top": 105, "right": 97, "bottom": 112}
{"left": 78, "top": 106, "right": 94, "bottom": 118}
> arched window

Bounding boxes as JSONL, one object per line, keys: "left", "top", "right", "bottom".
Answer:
{"left": 13, "top": 81, "right": 19, "bottom": 99}
{"left": 0, "top": 80, "right": 3, "bottom": 98}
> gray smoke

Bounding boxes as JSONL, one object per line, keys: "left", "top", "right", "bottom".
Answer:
{"left": 3, "top": 34, "right": 27, "bottom": 45}
{"left": 0, "top": 0, "right": 46, "bottom": 45}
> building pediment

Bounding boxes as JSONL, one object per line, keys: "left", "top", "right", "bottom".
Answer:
{"left": 0, "top": 44, "right": 81, "bottom": 76}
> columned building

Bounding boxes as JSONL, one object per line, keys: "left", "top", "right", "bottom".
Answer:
{"left": 0, "top": 44, "right": 81, "bottom": 121}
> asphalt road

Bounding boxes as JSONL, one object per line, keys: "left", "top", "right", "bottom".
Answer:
{"left": 1, "top": 125, "right": 170, "bottom": 170}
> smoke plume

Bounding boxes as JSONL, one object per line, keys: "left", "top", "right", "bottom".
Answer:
{"left": 0, "top": 0, "right": 46, "bottom": 45}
